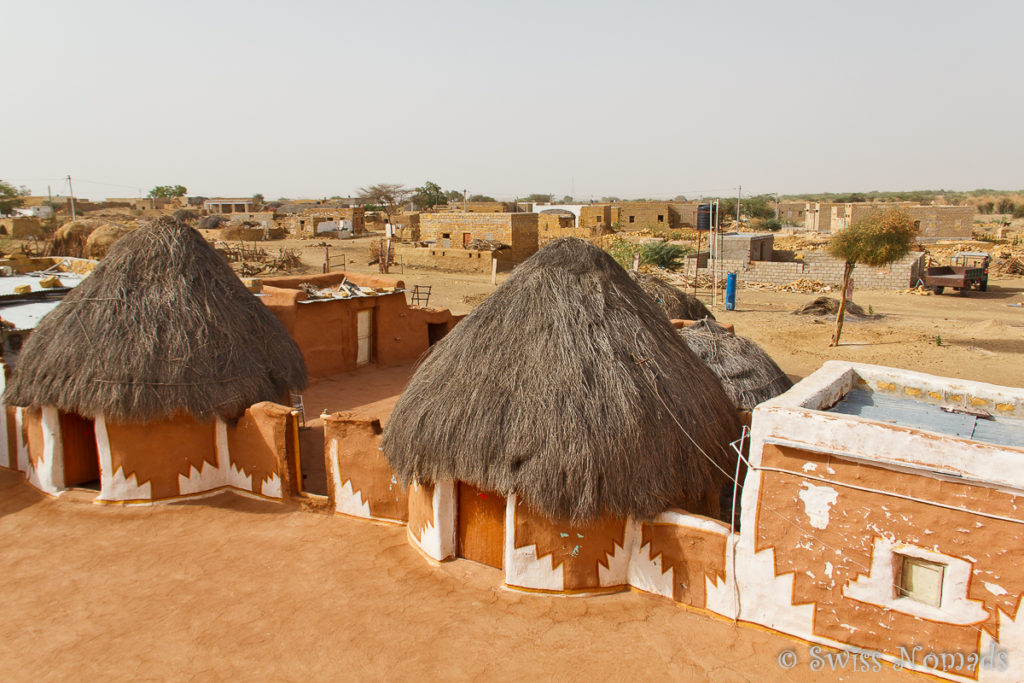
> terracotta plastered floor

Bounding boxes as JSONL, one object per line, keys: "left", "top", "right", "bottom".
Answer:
{"left": 0, "top": 469, "right": 912, "bottom": 681}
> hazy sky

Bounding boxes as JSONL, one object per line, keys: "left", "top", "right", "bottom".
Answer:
{"left": 3, "top": 0, "right": 1022, "bottom": 201}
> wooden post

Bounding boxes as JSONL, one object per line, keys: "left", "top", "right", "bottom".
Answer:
{"left": 324, "top": 244, "right": 330, "bottom": 274}
{"left": 491, "top": 256, "right": 498, "bottom": 285}
{"left": 632, "top": 252, "right": 640, "bottom": 272}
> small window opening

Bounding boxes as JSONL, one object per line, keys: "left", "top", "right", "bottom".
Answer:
{"left": 895, "top": 555, "right": 945, "bottom": 607}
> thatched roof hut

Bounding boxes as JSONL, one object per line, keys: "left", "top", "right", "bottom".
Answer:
{"left": 679, "top": 319, "right": 792, "bottom": 411}
{"left": 382, "top": 238, "right": 740, "bottom": 523}
{"left": 54, "top": 219, "right": 128, "bottom": 258}
{"left": 4, "top": 217, "right": 307, "bottom": 421}
{"left": 629, "top": 272, "right": 714, "bottom": 321}
{"left": 84, "top": 223, "right": 133, "bottom": 258}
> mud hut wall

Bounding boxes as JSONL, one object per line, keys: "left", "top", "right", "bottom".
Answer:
{"left": 629, "top": 511, "right": 731, "bottom": 608}
{"left": 324, "top": 412, "right": 408, "bottom": 523}
{"left": 225, "top": 402, "right": 291, "bottom": 499}
{"left": 731, "top": 441, "right": 1024, "bottom": 678}
{"left": 504, "top": 494, "right": 631, "bottom": 593}
{"left": 95, "top": 406, "right": 292, "bottom": 503}
{"left": 16, "top": 405, "right": 63, "bottom": 495}
{"left": 4, "top": 407, "right": 16, "bottom": 469}
{"left": 98, "top": 415, "right": 217, "bottom": 501}
{"left": 406, "top": 479, "right": 457, "bottom": 561}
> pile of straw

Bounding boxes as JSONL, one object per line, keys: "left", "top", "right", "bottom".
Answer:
{"left": 679, "top": 320, "right": 792, "bottom": 411}
{"left": 382, "top": 238, "right": 740, "bottom": 523}
{"left": 5, "top": 217, "right": 307, "bottom": 421}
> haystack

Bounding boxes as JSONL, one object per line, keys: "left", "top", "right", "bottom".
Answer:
{"left": 629, "top": 272, "right": 715, "bottom": 321}
{"left": 53, "top": 219, "right": 128, "bottom": 258}
{"left": 679, "top": 320, "right": 793, "bottom": 411}
{"left": 382, "top": 238, "right": 740, "bottom": 523}
{"left": 84, "top": 223, "right": 133, "bottom": 258}
{"left": 793, "top": 296, "right": 869, "bottom": 318}
{"left": 5, "top": 216, "right": 307, "bottom": 421}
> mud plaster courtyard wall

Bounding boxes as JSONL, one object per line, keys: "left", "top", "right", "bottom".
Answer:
{"left": 324, "top": 412, "right": 407, "bottom": 523}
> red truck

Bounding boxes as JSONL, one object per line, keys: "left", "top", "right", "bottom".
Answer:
{"left": 922, "top": 251, "right": 990, "bottom": 295}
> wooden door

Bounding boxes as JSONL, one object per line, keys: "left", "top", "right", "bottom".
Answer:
{"left": 356, "top": 309, "right": 372, "bottom": 367}
{"left": 462, "top": 232, "right": 472, "bottom": 248}
{"left": 60, "top": 411, "right": 99, "bottom": 487}
{"left": 457, "top": 482, "right": 506, "bottom": 569}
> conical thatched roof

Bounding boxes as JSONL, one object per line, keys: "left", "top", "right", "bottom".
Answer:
{"left": 84, "top": 223, "right": 134, "bottom": 258}
{"left": 679, "top": 320, "right": 792, "bottom": 411}
{"left": 629, "top": 272, "right": 714, "bottom": 321}
{"left": 4, "top": 217, "right": 307, "bottom": 422}
{"left": 382, "top": 238, "right": 740, "bottom": 523}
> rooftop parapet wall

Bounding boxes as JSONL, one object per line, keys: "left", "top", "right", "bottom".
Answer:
{"left": 750, "top": 361, "right": 1024, "bottom": 490}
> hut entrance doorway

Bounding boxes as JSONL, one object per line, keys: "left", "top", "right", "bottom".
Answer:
{"left": 457, "top": 482, "right": 506, "bottom": 569}
{"left": 356, "top": 309, "right": 372, "bottom": 367}
{"left": 462, "top": 232, "right": 472, "bottom": 248}
{"left": 60, "top": 411, "right": 100, "bottom": 489}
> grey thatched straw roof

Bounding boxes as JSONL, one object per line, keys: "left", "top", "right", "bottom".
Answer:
{"left": 679, "top": 320, "right": 792, "bottom": 411}
{"left": 4, "top": 217, "right": 307, "bottom": 421}
{"left": 381, "top": 238, "right": 740, "bottom": 523}
{"left": 629, "top": 272, "right": 714, "bottom": 321}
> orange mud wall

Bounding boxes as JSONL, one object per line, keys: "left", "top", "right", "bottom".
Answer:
{"left": 508, "top": 497, "right": 629, "bottom": 593}
{"left": 104, "top": 415, "right": 217, "bottom": 500}
{"left": 324, "top": 412, "right": 408, "bottom": 522}
{"left": 227, "top": 402, "right": 295, "bottom": 498}
{"left": 5, "top": 407, "right": 17, "bottom": 469}
{"left": 408, "top": 481, "right": 435, "bottom": 544}
{"left": 634, "top": 514, "right": 729, "bottom": 607}
{"left": 261, "top": 271, "right": 459, "bottom": 379}
{"left": 754, "top": 443, "right": 1024, "bottom": 678}
{"left": 23, "top": 407, "right": 44, "bottom": 470}
{"left": 99, "top": 403, "right": 294, "bottom": 502}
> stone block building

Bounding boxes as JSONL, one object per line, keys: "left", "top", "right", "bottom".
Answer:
{"left": 419, "top": 212, "right": 539, "bottom": 262}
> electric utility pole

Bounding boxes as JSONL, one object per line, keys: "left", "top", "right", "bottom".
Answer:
{"left": 736, "top": 185, "right": 741, "bottom": 224}
{"left": 67, "top": 175, "right": 77, "bottom": 220}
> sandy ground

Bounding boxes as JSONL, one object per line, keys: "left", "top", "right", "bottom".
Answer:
{"left": 0, "top": 469, "right": 911, "bottom": 681}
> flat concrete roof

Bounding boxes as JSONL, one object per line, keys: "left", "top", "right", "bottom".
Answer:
{"left": 829, "top": 389, "right": 1024, "bottom": 450}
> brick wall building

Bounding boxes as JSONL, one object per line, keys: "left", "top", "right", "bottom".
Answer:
{"left": 420, "top": 212, "right": 539, "bottom": 261}
{"left": 692, "top": 251, "right": 927, "bottom": 290}
{"left": 282, "top": 207, "right": 366, "bottom": 235}
{"left": 579, "top": 204, "right": 611, "bottom": 229}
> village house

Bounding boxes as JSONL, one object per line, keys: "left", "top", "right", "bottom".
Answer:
{"left": 204, "top": 197, "right": 257, "bottom": 214}
{"left": 713, "top": 361, "right": 1024, "bottom": 680}
{"left": 1, "top": 217, "right": 308, "bottom": 504}
{"left": 280, "top": 207, "right": 366, "bottom": 236}
{"left": 800, "top": 201, "right": 975, "bottom": 239}
{"left": 399, "top": 212, "right": 540, "bottom": 273}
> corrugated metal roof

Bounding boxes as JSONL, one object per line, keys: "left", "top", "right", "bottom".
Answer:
{"left": 829, "top": 390, "right": 1024, "bottom": 450}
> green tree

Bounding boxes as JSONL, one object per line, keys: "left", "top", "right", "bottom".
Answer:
{"left": 639, "top": 242, "right": 690, "bottom": 269}
{"left": 997, "top": 198, "right": 1015, "bottom": 214}
{"left": 252, "top": 193, "right": 265, "bottom": 209}
{"left": 148, "top": 184, "right": 187, "bottom": 198}
{"left": 828, "top": 209, "right": 918, "bottom": 346}
{"left": 468, "top": 194, "right": 496, "bottom": 202}
{"left": 0, "top": 180, "right": 27, "bottom": 214}
{"left": 413, "top": 181, "right": 448, "bottom": 209}
{"left": 445, "top": 190, "right": 464, "bottom": 204}
{"left": 358, "top": 183, "right": 413, "bottom": 227}
{"left": 525, "top": 193, "right": 553, "bottom": 203}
